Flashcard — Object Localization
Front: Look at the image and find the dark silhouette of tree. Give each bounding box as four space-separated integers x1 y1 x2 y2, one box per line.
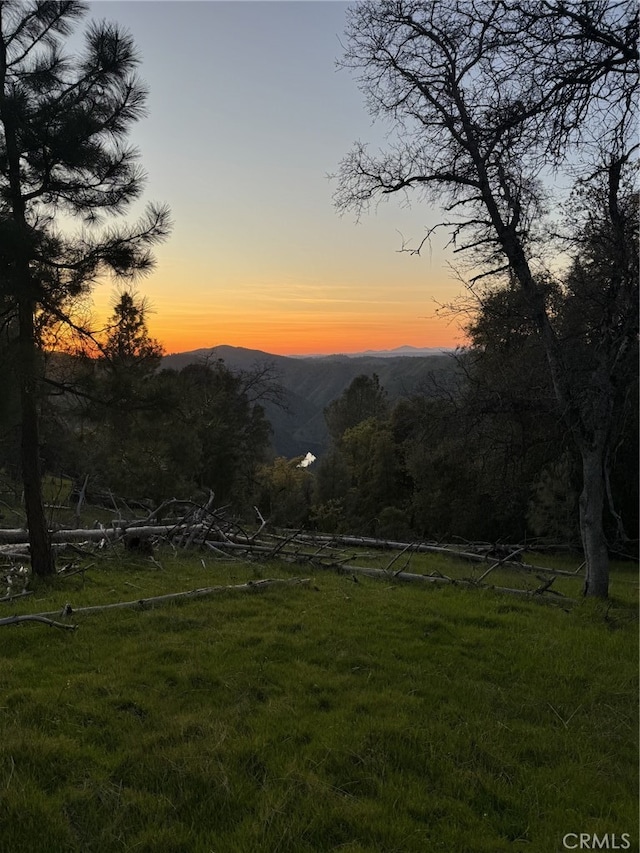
324 373 388 443
0 2 170 575
315 374 411 535
340 417 406 535
96 290 163 439
102 291 163 371
174 360 271 505
335 0 638 596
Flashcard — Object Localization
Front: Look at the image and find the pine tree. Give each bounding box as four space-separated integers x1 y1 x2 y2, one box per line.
0 1 170 575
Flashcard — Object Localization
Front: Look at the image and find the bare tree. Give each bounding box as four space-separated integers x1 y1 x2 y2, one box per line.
334 0 638 597
0 1 171 575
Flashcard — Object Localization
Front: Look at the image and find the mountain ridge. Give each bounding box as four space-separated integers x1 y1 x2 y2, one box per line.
165 344 453 362
290 345 453 359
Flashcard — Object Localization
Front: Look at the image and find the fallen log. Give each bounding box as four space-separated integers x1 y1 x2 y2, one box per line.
0 519 584 582
0 528 33 544
297 532 523 564
0 523 212 544
0 590 33 603
318 563 575 604
0 614 77 630
23 577 311 621
295 533 580 576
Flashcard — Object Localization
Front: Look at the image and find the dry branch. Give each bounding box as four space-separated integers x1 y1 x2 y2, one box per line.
0 491 586 612
294 533 579 576
0 525 162 544
0 590 33 603
477 547 526 582
27 577 311 621
322 564 575 604
0 614 77 630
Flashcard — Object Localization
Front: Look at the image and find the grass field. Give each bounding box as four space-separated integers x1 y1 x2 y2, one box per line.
0 549 637 852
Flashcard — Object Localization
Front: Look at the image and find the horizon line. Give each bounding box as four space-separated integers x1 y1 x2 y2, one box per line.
163 343 460 359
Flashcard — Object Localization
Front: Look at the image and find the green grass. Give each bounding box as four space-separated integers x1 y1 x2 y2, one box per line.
0 551 637 852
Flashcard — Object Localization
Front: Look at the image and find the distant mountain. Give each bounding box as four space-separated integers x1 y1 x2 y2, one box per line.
293 345 453 359
162 345 460 458
162 345 283 372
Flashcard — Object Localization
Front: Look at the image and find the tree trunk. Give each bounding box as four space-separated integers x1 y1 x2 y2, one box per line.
579 445 609 598
0 27 54 578
483 208 612 599
18 298 55 577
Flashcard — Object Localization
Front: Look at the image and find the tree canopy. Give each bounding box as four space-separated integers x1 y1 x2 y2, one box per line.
335 0 638 596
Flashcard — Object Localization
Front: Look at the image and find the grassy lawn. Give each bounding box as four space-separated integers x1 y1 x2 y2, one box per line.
0 550 637 852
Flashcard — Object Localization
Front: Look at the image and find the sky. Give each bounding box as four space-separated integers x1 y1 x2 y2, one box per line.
84 1 463 356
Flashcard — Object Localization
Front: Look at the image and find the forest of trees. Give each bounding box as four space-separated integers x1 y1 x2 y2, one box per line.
3 290 635 559
0 1 637 598
0 292 275 512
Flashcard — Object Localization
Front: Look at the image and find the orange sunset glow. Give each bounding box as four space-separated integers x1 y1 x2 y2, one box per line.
90 262 466 357
91 280 463 356
154 313 461 357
